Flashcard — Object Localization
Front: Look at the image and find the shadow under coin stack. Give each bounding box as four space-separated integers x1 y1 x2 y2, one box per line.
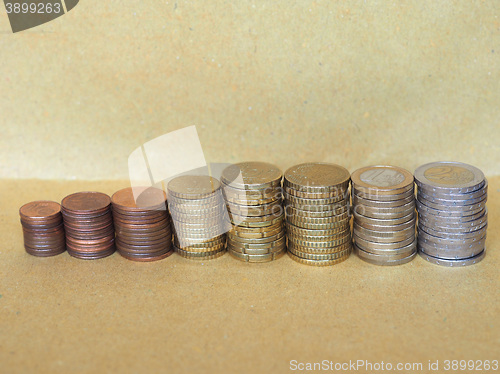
284 163 351 266
111 187 173 261
61 192 115 259
168 176 229 260
221 162 286 263
415 161 487 267
351 166 417 266
20 201 66 257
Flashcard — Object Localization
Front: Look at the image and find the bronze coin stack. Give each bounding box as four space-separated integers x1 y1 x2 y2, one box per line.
168 175 229 260
351 166 417 266
284 163 352 266
221 162 286 263
112 187 173 262
19 201 66 257
61 192 115 260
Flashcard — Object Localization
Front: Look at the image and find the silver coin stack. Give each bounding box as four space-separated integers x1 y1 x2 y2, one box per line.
167 175 229 260
221 162 286 263
351 165 417 266
284 163 352 266
415 161 487 267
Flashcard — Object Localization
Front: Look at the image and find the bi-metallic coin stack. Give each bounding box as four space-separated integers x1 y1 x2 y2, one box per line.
284 163 351 266
168 175 229 260
20 201 66 257
61 192 115 259
111 187 173 262
221 162 286 263
415 161 487 266
351 166 417 266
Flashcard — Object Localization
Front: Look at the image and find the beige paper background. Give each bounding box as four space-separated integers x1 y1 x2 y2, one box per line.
0 0 499 180
0 1 499 374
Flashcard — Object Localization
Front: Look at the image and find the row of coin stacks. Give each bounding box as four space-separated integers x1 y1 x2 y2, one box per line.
19 161 487 267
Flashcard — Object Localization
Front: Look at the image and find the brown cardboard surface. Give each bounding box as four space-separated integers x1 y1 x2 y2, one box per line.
1 1 500 180
0 178 498 374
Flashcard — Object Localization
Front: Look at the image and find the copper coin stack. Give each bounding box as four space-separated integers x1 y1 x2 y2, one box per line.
284 163 352 266
61 192 115 260
168 175 229 260
221 162 286 263
111 187 173 262
20 201 66 257
351 166 417 266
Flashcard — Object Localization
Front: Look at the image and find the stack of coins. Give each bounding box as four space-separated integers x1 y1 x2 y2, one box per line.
351 165 417 266
19 201 66 257
415 161 487 266
221 162 286 263
111 187 173 262
61 192 115 260
284 163 351 266
168 175 229 260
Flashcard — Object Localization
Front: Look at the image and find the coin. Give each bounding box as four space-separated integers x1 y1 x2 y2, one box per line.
418 249 485 267
175 246 226 260
354 235 416 250
351 165 414 195
228 247 286 262
284 163 350 192
221 161 282 190
418 241 484 260
355 237 416 256
168 175 221 200
288 246 351 261
287 250 350 266
355 245 417 266
414 162 485 194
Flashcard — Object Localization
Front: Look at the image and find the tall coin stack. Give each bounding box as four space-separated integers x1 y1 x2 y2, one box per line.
415 161 487 266
20 201 66 257
168 175 229 260
61 192 115 260
111 187 173 262
221 162 286 263
284 163 351 266
351 166 417 266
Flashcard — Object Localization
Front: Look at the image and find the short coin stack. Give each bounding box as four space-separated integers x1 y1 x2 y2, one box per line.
61 192 115 259
20 201 66 257
111 187 173 262
221 162 286 263
284 163 351 266
351 166 417 266
415 161 487 266
168 175 229 260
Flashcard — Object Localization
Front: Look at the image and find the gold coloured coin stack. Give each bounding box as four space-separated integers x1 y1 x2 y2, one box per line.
284 163 351 266
111 187 173 262
221 162 286 263
351 166 417 266
168 175 229 260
